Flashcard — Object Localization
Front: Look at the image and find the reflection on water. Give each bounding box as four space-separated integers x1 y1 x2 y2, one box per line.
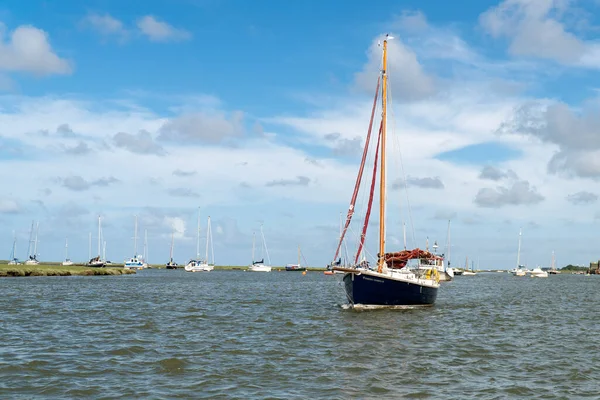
0 270 599 398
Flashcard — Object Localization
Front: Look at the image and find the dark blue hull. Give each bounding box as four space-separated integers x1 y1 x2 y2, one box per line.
343 272 438 306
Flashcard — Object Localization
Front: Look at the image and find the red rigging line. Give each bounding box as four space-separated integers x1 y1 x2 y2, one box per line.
354 120 382 265
332 75 381 263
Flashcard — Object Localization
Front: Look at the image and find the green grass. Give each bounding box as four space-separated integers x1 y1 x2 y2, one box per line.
0 264 136 277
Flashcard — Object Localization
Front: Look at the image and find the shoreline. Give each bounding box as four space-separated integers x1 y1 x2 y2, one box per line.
0 264 136 277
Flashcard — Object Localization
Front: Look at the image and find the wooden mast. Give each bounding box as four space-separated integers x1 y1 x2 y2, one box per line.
378 35 389 273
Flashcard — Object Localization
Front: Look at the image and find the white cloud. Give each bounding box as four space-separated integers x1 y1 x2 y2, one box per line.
81 13 128 39
136 16 191 42
0 22 71 75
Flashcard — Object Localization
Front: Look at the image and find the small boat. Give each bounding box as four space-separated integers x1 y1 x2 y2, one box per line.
88 216 106 267
124 216 146 270
529 266 548 278
8 232 20 265
24 221 40 265
416 239 452 281
548 251 560 274
248 225 272 272
285 245 307 271
510 228 526 276
461 256 477 276
62 238 73 266
185 212 214 272
165 232 179 269
332 35 439 306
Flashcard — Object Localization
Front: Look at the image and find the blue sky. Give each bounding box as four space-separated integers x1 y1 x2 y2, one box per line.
2 0 600 268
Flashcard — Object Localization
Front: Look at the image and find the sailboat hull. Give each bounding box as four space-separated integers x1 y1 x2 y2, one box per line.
342 272 438 306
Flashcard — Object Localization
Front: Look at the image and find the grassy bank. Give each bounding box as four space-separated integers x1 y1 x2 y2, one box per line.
0 264 136 277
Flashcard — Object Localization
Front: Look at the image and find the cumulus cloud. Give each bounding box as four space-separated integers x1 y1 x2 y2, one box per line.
81 13 128 40
566 191 598 205
498 101 600 179
479 165 518 181
60 175 120 191
474 180 544 208
0 22 71 75
354 34 435 101
136 16 191 42
63 141 92 155
265 176 311 187
324 132 363 157
113 130 166 155
158 111 244 144
394 176 444 189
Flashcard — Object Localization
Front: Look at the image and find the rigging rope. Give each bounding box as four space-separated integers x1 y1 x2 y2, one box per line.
332 75 381 262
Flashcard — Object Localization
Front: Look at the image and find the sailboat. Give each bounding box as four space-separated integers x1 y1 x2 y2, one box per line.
510 228 526 276
88 216 106 267
165 232 179 269
24 221 40 265
285 245 307 271
325 213 348 274
8 231 20 265
185 212 215 272
462 256 477 276
249 224 272 272
548 251 559 274
124 215 147 270
331 34 440 306
62 238 73 265
416 239 452 281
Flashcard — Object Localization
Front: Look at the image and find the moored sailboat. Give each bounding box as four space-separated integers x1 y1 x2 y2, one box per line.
285 245 307 271
548 251 559 274
510 228 526 276
24 221 40 265
248 224 272 272
8 231 20 265
462 256 477 276
331 34 439 306
62 238 73 266
185 211 215 272
124 215 147 270
88 216 106 267
165 232 179 269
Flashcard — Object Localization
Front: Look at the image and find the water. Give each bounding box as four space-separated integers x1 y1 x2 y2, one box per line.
1 270 598 399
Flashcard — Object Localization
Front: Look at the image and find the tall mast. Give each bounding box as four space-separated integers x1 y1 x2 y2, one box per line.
516 228 522 268
261 224 271 265
298 244 301 267
196 207 201 260
97 216 101 257
133 215 138 256
34 221 39 257
170 232 174 261
252 231 256 262
144 229 148 262
205 216 210 263
551 250 555 270
378 34 390 273
446 220 451 268
27 221 34 257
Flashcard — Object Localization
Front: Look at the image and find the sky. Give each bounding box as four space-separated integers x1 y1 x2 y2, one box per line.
2 0 600 269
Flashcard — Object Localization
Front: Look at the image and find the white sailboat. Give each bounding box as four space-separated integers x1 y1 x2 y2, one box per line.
511 228 526 276
125 215 147 270
8 231 20 265
249 224 272 272
185 211 215 272
88 215 106 267
548 251 560 274
166 232 178 269
62 238 73 265
462 256 477 276
24 221 40 265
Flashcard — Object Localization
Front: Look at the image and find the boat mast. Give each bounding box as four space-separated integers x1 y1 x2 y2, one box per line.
97 215 101 257
516 228 522 269
133 215 138 256
196 207 201 260
205 216 210 263
551 250 555 270
261 224 271 265
298 244 301 267
34 221 39 258
252 231 256 263
170 232 174 261
378 35 390 273
27 221 34 258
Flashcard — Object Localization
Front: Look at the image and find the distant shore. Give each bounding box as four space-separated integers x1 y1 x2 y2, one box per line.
0 264 136 277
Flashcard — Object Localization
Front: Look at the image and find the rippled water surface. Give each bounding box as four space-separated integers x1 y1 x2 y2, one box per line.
1 270 599 399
